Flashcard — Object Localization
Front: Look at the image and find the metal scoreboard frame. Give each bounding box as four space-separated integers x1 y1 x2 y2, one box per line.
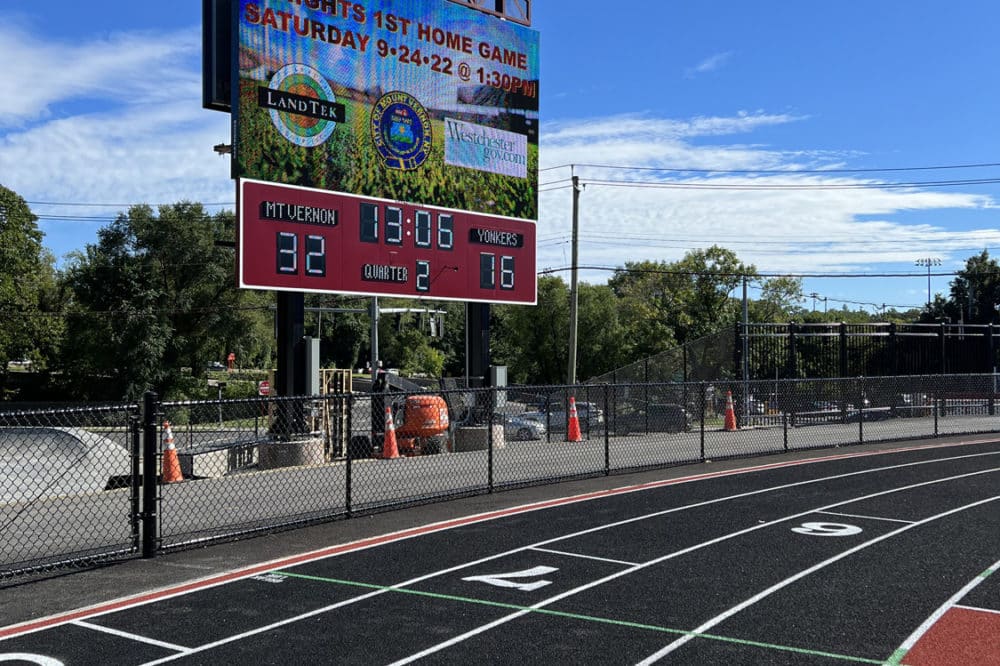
228 0 540 305
239 179 536 304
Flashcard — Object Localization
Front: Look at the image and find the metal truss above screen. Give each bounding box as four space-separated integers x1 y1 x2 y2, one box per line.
446 0 531 26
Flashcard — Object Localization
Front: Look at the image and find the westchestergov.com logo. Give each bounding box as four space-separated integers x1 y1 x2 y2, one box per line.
370 91 431 170
259 64 345 148
444 117 527 179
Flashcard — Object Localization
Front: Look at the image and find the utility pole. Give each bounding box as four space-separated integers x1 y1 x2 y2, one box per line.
567 171 581 386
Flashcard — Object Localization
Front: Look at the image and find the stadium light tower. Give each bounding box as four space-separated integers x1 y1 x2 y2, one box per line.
915 258 941 306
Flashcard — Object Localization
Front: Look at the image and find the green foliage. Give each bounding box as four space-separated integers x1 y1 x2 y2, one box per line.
937 250 1000 325
20 174 1000 393
0 185 64 380
60 203 275 400
494 276 570 383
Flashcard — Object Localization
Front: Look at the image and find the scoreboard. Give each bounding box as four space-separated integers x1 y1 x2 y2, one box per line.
239 179 536 303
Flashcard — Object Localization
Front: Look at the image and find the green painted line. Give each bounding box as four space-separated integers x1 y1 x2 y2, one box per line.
275 571 886 664
885 647 913 665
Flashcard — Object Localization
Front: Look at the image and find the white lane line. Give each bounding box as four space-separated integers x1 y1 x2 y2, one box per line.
138 458 1000 665
529 547 639 567
891 559 1000 663
638 496 1000 664
816 510 916 524
385 468 1000 666
72 620 192 654
954 604 1000 616
6 443 996 644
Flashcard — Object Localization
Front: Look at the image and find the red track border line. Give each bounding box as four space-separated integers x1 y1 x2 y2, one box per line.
2 437 995 640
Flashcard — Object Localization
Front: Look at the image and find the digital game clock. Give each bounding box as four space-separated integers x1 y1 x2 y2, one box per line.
239 179 537 304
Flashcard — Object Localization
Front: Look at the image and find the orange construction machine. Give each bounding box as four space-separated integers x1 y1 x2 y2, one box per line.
394 395 450 455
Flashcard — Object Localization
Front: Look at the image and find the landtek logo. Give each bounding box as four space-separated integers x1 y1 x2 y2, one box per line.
444 117 527 179
371 91 432 170
260 64 344 148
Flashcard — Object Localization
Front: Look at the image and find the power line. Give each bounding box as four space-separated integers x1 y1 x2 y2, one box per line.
536 265 958 279
581 177 1000 191
26 201 232 208
539 161 1000 175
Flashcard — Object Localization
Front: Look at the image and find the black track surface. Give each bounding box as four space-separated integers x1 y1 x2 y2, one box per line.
2 438 998 665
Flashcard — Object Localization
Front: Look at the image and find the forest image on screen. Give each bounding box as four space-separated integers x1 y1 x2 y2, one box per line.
233 0 539 220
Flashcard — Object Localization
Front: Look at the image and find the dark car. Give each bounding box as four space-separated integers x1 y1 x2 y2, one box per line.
610 403 692 435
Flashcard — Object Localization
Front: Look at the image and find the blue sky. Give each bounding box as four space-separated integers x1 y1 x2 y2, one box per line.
2 1 999 314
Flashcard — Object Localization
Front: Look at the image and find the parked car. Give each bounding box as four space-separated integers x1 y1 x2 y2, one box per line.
504 415 546 441
609 403 692 435
521 401 604 432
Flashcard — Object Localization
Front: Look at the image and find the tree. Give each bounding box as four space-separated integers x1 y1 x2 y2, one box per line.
61 203 273 400
609 247 754 358
750 276 804 322
496 276 570 384
943 250 1000 325
0 186 63 386
574 283 630 380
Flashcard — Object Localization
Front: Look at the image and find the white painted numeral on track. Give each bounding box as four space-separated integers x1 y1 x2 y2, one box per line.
0 655 65 665
462 566 559 591
791 522 863 537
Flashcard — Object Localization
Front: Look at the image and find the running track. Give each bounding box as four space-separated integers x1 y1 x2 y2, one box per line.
2 439 999 664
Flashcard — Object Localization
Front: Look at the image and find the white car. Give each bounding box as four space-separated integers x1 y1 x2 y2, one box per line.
505 415 547 440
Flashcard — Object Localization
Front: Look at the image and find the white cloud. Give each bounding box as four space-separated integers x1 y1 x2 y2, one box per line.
685 51 734 78
536 115 997 287
1 17 994 312
0 22 230 261
0 23 200 127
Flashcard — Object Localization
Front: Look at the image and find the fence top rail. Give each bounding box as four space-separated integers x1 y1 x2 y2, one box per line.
0 403 138 417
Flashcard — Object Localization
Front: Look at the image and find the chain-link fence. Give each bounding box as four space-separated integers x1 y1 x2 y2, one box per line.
5 373 1000 584
0 404 140 581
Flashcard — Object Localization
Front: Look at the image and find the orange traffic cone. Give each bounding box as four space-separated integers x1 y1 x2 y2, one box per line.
161 421 183 483
567 397 583 442
724 391 738 431
381 407 400 459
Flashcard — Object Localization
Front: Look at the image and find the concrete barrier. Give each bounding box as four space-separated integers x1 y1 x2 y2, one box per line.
258 437 325 469
453 425 505 452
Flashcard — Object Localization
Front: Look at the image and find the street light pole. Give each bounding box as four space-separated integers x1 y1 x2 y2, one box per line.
915 258 941 306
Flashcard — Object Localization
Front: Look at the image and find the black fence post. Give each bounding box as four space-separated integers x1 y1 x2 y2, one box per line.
989 324 996 416
603 383 611 476
839 322 848 379
939 322 947 375
644 359 650 433
699 382 706 461
782 410 788 451
788 322 798 378
345 392 353 518
129 413 142 554
141 391 159 559
858 377 865 444
487 389 494 493
933 388 939 437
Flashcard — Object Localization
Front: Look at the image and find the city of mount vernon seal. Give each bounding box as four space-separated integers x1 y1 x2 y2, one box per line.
370 91 431 170
262 64 342 148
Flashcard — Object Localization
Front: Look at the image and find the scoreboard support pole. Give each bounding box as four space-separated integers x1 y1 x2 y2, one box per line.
466 302 491 388
275 291 307 437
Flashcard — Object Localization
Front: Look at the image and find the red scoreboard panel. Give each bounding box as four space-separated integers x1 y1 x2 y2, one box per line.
239 179 536 304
